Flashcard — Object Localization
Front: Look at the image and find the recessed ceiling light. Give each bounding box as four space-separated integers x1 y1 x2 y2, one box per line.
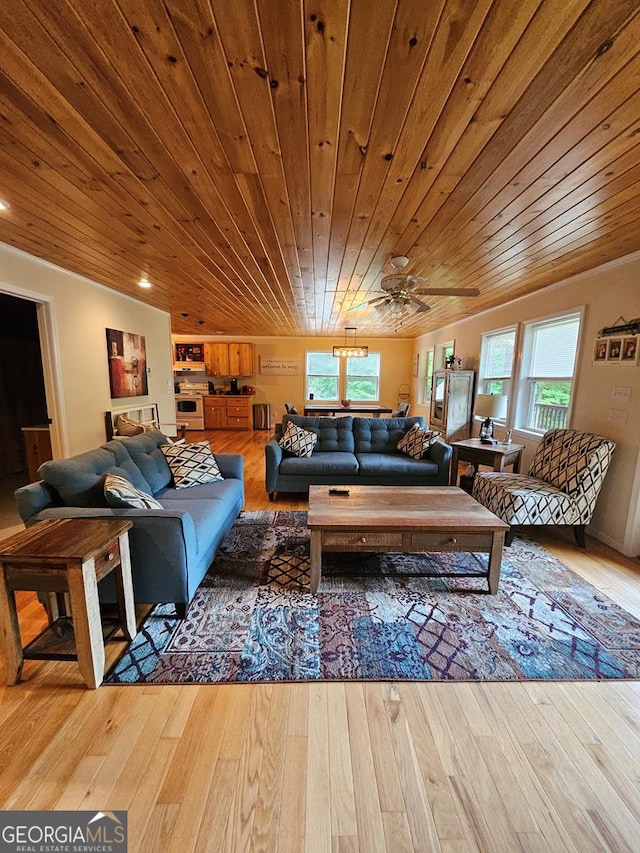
138 278 152 288
0 200 9 211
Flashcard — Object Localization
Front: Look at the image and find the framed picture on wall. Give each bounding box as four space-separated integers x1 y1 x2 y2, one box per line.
606 338 622 361
106 328 148 398
621 336 638 363
594 338 608 362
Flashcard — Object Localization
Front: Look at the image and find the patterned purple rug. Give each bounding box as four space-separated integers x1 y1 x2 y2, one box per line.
106 510 640 684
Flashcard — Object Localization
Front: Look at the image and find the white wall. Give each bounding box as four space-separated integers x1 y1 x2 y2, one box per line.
413 251 640 556
0 243 175 455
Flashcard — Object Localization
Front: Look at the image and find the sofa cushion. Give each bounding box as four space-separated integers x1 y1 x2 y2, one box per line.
38 446 140 508
279 450 359 476
353 417 425 453
279 421 318 457
397 423 441 459
284 415 355 452
117 430 173 494
161 441 223 489
356 452 439 477
104 474 163 509
102 439 154 493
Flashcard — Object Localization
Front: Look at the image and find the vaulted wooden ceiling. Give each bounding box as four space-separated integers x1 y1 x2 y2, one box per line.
1 0 640 338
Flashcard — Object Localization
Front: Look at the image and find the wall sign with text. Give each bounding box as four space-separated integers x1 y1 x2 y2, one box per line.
259 356 300 375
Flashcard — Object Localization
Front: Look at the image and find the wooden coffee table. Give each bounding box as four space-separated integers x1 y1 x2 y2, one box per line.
307 485 509 595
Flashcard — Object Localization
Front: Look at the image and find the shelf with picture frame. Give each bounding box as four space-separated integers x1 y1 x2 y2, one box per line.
593 334 638 365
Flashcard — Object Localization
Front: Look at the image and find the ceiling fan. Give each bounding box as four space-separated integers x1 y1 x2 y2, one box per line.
348 255 480 316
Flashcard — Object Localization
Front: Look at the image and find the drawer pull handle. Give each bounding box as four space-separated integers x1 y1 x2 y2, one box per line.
449 537 457 545
360 536 367 544
106 552 115 561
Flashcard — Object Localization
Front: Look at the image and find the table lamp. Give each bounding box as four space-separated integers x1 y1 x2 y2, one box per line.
474 394 508 444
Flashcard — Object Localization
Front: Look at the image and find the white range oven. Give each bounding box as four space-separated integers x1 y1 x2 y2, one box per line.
175 381 208 430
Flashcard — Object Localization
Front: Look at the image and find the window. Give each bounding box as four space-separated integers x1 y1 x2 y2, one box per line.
478 310 582 436
478 328 516 397
518 312 581 432
305 351 381 401
306 352 339 400
346 353 380 401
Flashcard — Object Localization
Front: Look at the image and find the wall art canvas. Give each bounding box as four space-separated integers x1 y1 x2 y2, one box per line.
106 328 148 398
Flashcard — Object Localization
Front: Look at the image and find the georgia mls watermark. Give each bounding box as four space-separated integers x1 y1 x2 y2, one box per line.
0 811 127 853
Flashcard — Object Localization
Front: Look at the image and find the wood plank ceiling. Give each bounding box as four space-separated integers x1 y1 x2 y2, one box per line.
1 0 640 338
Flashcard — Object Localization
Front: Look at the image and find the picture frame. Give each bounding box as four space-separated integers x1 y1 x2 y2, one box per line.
594 338 608 362
106 328 148 398
606 338 622 361
621 336 638 363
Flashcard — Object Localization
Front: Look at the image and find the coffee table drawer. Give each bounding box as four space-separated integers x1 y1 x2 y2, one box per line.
410 531 495 550
322 531 404 550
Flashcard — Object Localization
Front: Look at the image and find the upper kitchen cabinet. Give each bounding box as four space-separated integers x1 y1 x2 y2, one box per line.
174 342 205 371
204 342 254 377
204 342 229 376
228 342 254 376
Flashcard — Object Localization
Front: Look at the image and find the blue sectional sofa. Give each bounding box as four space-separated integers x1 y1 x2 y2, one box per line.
15 430 244 617
265 415 451 499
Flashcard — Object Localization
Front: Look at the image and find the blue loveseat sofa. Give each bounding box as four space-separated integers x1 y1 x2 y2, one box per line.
265 415 451 499
15 430 244 617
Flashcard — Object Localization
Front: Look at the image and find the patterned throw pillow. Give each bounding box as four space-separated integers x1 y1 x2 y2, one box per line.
104 474 163 509
160 441 223 489
397 422 441 459
278 420 317 458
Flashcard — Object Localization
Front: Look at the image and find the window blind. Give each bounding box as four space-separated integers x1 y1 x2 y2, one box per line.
529 315 580 377
482 329 515 378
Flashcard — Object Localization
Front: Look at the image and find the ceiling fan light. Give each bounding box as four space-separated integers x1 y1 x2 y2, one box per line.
389 300 405 317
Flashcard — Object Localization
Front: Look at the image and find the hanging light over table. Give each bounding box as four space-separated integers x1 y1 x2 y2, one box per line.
333 327 368 358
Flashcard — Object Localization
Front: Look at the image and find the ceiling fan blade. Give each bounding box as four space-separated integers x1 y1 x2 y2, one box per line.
347 294 388 311
412 287 480 297
410 296 431 313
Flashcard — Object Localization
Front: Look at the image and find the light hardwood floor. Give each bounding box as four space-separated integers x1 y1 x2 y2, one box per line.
1 430 640 852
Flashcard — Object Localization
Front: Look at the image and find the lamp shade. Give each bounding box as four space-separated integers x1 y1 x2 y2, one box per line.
474 393 507 420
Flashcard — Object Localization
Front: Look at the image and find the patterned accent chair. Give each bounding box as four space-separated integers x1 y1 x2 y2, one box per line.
472 429 615 547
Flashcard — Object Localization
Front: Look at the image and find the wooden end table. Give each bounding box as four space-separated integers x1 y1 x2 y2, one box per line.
0 518 136 689
449 438 525 487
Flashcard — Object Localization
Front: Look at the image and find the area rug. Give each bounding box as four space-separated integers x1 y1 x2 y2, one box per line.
106 510 640 684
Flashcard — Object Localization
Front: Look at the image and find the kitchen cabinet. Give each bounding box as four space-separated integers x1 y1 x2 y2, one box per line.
430 370 475 443
204 396 227 429
204 342 254 377
174 342 205 371
204 342 229 376
228 342 254 377
204 395 252 430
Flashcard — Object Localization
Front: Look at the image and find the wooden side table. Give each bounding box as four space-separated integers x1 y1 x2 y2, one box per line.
0 518 136 689
449 438 525 488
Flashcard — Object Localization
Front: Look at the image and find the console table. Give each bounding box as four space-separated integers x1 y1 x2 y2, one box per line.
0 518 136 688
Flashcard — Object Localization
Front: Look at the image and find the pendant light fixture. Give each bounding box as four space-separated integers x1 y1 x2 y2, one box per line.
333 326 368 358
